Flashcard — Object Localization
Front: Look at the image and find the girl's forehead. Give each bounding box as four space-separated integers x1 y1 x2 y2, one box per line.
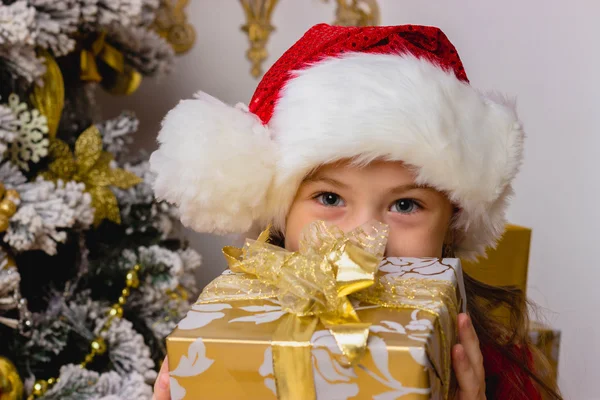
304 159 416 181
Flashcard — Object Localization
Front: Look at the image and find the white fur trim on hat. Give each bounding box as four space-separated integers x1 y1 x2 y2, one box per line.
150 53 524 261
149 92 277 234
266 53 524 260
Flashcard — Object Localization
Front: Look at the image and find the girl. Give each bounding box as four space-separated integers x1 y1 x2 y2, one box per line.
150 24 561 399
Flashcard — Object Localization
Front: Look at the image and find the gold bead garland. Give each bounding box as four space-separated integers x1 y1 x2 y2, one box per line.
30 381 47 398
28 264 142 399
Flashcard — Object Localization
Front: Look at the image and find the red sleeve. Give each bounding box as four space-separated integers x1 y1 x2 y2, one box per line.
481 344 542 400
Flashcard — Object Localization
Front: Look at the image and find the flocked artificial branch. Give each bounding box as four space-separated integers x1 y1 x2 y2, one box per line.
0 1 198 398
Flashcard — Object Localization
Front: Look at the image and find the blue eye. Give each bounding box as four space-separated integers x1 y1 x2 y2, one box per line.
390 199 420 214
315 192 345 207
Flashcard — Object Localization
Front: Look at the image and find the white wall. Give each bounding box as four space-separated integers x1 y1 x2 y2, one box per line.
99 1 600 398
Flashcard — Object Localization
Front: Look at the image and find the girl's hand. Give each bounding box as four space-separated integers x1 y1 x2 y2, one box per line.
452 313 486 400
152 356 170 400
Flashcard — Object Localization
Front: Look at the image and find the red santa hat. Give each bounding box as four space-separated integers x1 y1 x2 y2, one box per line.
149 24 524 260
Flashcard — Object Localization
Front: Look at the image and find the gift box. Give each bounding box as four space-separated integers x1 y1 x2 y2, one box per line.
167 258 465 400
462 224 531 292
462 224 531 325
462 224 562 383
167 221 466 400
529 322 561 384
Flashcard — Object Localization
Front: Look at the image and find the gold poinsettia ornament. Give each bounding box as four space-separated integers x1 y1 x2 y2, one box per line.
41 125 141 226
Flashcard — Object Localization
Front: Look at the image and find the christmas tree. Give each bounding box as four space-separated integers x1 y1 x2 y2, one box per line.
0 1 199 399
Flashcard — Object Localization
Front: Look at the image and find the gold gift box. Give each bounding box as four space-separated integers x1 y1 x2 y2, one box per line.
462 224 531 291
167 258 465 400
529 322 561 384
462 224 531 324
462 223 562 383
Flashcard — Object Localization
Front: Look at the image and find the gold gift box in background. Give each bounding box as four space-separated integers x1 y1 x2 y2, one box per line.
529 322 561 384
167 258 465 400
463 224 561 384
462 224 531 291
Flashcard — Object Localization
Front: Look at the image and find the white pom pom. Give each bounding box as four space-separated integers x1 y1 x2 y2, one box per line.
149 91 277 234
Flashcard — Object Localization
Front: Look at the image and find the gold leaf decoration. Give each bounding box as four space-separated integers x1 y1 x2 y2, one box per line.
30 50 64 140
88 186 121 227
41 126 141 226
45 139 77 179
109 166 144 189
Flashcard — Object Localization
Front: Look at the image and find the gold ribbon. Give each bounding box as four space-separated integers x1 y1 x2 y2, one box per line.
224 221 386 363
80 33 142 95
199 221 461 399
205 220 388 399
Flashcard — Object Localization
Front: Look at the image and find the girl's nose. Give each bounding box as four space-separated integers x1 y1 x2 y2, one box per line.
341 208 385 233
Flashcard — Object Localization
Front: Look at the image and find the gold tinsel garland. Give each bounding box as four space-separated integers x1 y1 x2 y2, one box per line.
27 265 142 400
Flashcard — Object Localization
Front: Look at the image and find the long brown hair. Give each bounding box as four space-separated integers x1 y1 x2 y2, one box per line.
462 271 562 399
268 230 562 399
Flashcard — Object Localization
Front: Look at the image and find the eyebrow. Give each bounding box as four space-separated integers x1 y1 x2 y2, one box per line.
303 175 433 195
303 175 349 189
388 183 433 195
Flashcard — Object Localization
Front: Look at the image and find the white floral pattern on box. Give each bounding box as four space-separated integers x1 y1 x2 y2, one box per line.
229 300 285 325
170 377 186 400
170 337 214 377
176 303 231 330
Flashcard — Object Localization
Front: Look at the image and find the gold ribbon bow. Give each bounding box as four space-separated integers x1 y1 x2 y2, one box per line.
202 220 389 399
80 32 142 96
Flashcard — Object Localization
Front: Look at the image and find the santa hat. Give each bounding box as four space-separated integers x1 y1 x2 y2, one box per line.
149 24 524 260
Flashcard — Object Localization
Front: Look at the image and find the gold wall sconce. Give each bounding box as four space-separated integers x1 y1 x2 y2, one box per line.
239 0 280 79
153 0 197 54
239 0 380 79
331 0 381 27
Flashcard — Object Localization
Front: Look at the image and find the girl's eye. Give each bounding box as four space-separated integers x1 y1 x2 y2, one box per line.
390 199 420 214
315 192 345 207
